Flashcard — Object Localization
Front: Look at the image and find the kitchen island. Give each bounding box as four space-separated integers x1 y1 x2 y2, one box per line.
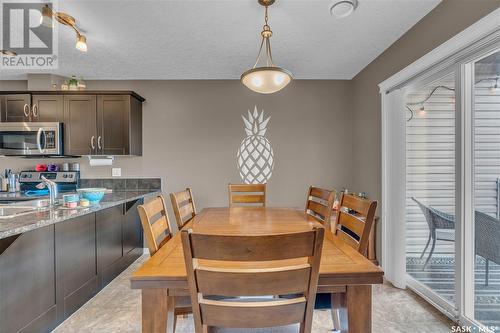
0 189 159 333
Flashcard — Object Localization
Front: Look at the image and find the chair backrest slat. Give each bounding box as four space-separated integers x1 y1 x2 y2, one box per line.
170 188 197 229
200 297 307 328
305 186 336 230
228 183 266 207
334 193 377 256
137 195 174 256
182 227 324 332
195 264 311 297
189 232 315 261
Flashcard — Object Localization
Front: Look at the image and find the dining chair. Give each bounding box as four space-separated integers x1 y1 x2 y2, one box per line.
137 195 192 332
181 227 325 333
170 187 197 230
330 193 377 332
305 186 336 231
228 183 266 207
333 193 377 255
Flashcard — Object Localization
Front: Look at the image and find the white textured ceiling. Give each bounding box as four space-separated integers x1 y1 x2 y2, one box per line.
0 0 440 80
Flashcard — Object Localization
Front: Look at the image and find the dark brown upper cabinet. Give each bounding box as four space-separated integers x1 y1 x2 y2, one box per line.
32 95 64 122
0 94 31 122
97 95 142 156
0 91 143 156
64 95 98 156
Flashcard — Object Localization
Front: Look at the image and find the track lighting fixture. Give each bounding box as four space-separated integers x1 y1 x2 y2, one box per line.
41 5 88 53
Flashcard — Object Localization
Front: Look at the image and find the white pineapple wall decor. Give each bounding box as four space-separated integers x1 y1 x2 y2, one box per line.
237 106 275 184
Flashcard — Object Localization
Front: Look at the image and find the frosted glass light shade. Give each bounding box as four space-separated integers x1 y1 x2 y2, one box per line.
76 35 87 52
241 67 292 94
40 5 53 28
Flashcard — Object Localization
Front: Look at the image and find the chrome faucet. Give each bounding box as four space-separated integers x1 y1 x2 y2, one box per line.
37 176 59 206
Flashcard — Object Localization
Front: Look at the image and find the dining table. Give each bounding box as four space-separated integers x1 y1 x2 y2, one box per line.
131 207 384 333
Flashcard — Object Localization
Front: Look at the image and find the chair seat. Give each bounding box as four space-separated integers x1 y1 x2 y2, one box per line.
210 324 299 333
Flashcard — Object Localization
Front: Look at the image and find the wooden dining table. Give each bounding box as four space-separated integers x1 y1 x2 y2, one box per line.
131 207 384 333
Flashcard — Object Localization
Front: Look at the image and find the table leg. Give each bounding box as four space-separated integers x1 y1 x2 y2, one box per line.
142 289 169 333
331 292 348 332
346 285 372 333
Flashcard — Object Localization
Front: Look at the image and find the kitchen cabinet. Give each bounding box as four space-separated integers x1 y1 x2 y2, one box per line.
63 95 97 155
55 213 98 321
96 205 124 287
96 95 142 156
123 198 144 255
0 225 57 333
0 94 31 122
0 91 143 156
0 198 144 333
32 95 64 122
64 94 142 156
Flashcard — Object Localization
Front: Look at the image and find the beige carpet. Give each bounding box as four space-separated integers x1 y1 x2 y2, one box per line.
53 256 453 333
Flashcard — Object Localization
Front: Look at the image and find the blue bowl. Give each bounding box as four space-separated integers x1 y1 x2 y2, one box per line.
77 188 106 205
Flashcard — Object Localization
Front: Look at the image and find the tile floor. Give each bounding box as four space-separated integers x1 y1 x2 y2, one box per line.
53 256 454 333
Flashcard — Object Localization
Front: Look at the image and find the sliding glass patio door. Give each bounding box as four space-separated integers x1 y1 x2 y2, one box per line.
405 71 457 312
400 47 500 331
470 49 500 331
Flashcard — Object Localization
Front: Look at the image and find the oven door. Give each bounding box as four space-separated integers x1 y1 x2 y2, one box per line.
0 122 62 156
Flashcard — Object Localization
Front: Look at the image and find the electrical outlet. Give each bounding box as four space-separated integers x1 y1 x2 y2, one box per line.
112 168 121 177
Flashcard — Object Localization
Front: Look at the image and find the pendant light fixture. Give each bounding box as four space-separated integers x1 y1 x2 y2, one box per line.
241 0 292 94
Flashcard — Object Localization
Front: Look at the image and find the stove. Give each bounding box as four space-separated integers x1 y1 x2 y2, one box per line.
19 171 80 193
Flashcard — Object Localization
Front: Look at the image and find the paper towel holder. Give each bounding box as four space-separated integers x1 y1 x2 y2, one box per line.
88 156 115 167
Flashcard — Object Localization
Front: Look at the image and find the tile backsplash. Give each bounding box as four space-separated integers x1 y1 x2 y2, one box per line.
80 178 161 191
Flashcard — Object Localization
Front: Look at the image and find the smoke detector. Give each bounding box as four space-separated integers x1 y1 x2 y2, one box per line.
330 0 358 18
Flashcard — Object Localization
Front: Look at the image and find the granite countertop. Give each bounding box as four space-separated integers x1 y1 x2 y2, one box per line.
0 190 161 240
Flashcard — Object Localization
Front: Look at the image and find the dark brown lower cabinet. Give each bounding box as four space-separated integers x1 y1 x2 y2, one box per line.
123 199 143 255
55 213 98 321
0 226 57 333
97 205 124 287
0 199 144 333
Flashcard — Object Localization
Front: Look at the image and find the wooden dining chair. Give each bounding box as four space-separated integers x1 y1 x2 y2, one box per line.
181 227 325 333
170 188 197 230
137 195 192 332
333 193 377 256
228 183 266 207
305 186 336 231
330 193 377 332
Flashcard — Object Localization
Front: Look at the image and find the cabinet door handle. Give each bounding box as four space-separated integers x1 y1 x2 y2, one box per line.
32 104 38 118
23 104 30 117
91 136 95 150
97 136 102 150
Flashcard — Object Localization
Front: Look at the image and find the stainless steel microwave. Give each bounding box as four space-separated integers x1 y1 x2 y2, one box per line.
0 122 63 156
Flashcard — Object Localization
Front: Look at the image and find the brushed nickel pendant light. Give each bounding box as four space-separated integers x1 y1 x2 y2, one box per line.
241 0 292 94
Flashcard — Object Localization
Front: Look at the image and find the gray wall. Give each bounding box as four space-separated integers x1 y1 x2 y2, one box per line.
0 80 354 211
348 0 499 261
350 0 500 203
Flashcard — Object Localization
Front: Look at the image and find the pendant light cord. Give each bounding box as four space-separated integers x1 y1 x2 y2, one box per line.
252 5 275 69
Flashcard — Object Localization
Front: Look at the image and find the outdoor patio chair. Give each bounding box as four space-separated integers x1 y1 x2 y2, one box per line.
411 197 455 270
475 211 500 286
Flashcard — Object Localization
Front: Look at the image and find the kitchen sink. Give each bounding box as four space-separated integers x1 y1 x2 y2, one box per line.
0 206 39 218
0 199 52 219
